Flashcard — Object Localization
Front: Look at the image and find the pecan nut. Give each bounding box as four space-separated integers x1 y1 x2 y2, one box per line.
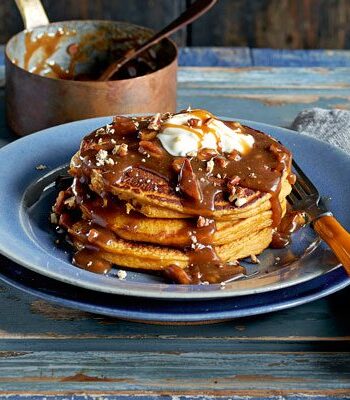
178 158 203 202
138 140 164 158
172 157 186 173
197 148 218 161
147 113 162 131
227 150 241 161
188 118 202 127
269 142 288 163
214 156 228 168
112 116 138 136
139 129 158 141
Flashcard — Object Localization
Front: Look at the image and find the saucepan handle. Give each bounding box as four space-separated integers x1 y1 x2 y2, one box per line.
14 0 49 29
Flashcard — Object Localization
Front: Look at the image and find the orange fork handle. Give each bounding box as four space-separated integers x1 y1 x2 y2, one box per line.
314 215 350 276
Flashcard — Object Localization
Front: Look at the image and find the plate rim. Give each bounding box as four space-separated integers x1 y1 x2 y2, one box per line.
0 255 349 322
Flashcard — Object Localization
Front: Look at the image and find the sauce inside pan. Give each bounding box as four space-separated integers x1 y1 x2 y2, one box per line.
18 23 172 81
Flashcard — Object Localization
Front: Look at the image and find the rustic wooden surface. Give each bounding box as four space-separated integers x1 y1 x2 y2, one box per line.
1 46 350 397
2 0 350 49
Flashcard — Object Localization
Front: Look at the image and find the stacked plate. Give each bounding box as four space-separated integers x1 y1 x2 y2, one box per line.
0 117 349 323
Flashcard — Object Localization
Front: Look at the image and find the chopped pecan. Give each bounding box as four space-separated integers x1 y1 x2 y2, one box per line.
227 176 241 189
50 212 58 225
147 113 162 131
138 140 164 158
64 196 76 208
230 186 259 207
125 203 134 214
139 129 158 141
58 212 74 230
188 118 202 127
269 142 288 163
206 159 215 174
227 176 241 202
198 148 218 161
112 143 128 157
197 216 212 228
227 150 241 161
214 156 228 168
230 121 243 130
250 254 260 264
204 117 215 126
112 116 138 136
53 189 71 215
178 158 203 202
172 157 186 173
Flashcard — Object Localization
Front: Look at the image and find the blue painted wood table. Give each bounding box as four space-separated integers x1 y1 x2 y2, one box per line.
0 46 350 399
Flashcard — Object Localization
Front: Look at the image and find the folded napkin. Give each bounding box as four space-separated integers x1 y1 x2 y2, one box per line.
291 108 350 153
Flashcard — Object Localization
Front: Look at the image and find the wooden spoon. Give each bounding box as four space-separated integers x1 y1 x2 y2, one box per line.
98 0 217 81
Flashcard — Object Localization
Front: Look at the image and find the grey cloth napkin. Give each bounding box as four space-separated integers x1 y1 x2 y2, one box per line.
291 108 350 154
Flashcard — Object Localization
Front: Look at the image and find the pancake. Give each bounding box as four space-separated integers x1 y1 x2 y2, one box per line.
78 188 289 246
53 109 298 284
68 220 272 272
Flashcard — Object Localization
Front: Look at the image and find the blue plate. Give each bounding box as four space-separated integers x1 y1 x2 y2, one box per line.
0 117 349 300
0 254 348 323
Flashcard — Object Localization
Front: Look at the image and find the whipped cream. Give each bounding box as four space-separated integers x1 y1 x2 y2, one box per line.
157 110 255 157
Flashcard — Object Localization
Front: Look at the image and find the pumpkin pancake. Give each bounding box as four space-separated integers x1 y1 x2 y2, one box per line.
68 219 272 273
53 109 298 284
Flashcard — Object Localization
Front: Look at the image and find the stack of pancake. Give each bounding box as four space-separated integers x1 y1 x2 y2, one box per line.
53 109 295 284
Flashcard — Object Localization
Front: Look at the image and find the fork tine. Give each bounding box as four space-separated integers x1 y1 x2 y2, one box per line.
292 181 307 197
292 160 318 194
288 190 299 205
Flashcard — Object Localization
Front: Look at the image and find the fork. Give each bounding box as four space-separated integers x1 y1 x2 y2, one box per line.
288 160 350 275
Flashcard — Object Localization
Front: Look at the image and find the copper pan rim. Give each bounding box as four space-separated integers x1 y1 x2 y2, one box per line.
5 19 178 85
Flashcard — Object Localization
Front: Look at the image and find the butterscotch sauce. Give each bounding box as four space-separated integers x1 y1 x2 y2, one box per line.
24 30 76 75
73 248 112 274
23 29 159 81
270 209 306 248
55 111 294 284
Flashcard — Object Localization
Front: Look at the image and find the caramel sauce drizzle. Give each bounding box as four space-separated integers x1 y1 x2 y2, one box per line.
24 30 76 75
270 209 307 248
57 111 293 284
23 29 159 81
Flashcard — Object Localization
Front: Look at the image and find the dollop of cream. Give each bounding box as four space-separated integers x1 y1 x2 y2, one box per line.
157 110 254 157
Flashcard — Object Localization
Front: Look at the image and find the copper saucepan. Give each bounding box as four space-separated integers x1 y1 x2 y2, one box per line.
5 0 178 136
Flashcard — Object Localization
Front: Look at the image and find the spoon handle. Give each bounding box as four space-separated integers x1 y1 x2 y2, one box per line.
98 0 218 81
14 0 49 29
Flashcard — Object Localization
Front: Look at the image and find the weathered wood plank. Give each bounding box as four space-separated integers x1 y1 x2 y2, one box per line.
177 67 350 126
178 67 350 88
190 0 350 49
252 49 350 67
1 396 349 400
179 47 252 67
2 64 350 131
0 351 348 394
0 280 349 349
3 0 350 50
0 0 187 46
180 47 350 67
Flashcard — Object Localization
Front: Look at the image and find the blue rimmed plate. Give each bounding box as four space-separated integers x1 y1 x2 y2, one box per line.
0 116 349 300
0 254 348 323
